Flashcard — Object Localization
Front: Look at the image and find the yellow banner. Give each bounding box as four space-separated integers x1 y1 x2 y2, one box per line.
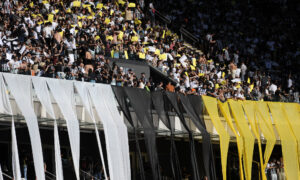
203 96 230 180
268 102 300 180
218 101 244 180
255 102 276 174
228 100 254 180
242 101 265 180
282 103 300 169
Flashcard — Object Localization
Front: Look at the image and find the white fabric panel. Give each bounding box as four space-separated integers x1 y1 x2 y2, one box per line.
46 78 80 180
11 119 21 180
0 75 11 114
63 80 76 112
88 85 125 180
74 82 108 179
99 85 131 180
0 164 3 180
3 73 45 180
32 77 64 180
32 77 55 117
0 74 21 180
54 121 63 180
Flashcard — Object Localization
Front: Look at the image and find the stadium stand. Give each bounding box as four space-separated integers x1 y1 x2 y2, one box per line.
0 0 299 103
153 0 300 102
0 1 300 180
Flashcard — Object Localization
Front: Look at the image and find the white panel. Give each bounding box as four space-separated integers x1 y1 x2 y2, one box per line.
3 73 45 180
0 74 21 180
175 116 182 131
32 77 64 180
99 85 131 180
11 119 21 180
0 75 11 114
158 120 169 130
46 78 80 180
74 82 108 179
54 121 63 180
0 164 3 180
88 85 125 180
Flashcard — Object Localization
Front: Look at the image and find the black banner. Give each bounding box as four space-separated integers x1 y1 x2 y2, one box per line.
152 91 182 180
112 86 146 180
124 87 161 180
165 92 201 180
179 94 217 180
113 87 217 180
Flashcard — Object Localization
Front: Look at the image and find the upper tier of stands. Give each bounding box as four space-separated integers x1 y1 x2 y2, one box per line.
0 0 299 103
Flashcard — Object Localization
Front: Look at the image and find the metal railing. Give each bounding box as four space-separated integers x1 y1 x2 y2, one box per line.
45 170 56 180
180 27 199 45
80 169 100 180
2 172 13 179
154 10 171 25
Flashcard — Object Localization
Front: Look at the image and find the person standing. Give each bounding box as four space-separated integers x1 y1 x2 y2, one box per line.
23 157 28 180
240 62 247 81
267 159 278 180
278 157 285 180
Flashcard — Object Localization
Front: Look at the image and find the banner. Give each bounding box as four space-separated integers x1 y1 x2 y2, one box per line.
88 85 127 180
166 92 201 180
0 75 21 180
32 77 64 180
282 103 300 167
218 101 244 180
268 102 299 180
74 82 108 179
255 102 276 173
11 119 21 180
0 164 3 180
151 91 181 180
112 86 145 180
188 95 217 179
228 100 254 180
203 96 230 180
242 101 264 180
47 79 80 180
179 94 216 180
100 85 131 180
124 87 161 180
4 73 45 180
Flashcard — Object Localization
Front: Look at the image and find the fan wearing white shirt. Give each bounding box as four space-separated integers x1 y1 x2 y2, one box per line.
43 23 53 46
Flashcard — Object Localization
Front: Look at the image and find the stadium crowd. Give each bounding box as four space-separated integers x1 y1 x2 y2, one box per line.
0 0 299 103
153 0 300 102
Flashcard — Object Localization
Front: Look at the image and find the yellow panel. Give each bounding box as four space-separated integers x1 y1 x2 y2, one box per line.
282 103 300 169
242 101 265 180
128 2 136 7
228 100 255 180
268 102 300 180
255 102 276 174
218 101 244 180
203 96 230 180
73 1 81 7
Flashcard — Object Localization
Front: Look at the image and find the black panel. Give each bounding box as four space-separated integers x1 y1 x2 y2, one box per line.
112 86 145 180
165 92 201 180
124 87 161 180
152 91 182 180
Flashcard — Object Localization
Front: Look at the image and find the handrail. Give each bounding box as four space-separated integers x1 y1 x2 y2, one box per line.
154 10 171 24
45 174 55 180
46 170 56 178
80 169 100 180
180 27 199 44
2 172 13 179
